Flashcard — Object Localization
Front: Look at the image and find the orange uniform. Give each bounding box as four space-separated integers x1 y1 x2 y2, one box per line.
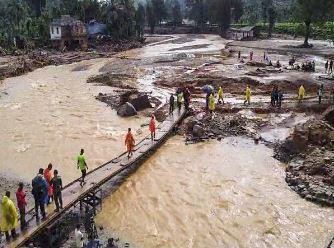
125 132 135 152
149 118 156 134
43 168 53 197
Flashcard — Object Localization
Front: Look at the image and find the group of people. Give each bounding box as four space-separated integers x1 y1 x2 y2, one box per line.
271 86 284 108
325 60 334 74
1 164 63 241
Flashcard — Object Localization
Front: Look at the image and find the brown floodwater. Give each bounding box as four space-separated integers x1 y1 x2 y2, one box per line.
96 137 334 248
0 59 147 184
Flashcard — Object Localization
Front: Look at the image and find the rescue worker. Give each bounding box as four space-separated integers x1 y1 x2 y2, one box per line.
77 149 88 187
169 94 175 115
244 85 251 105
32 168 47 220
51 170 63 212
298 84 305 102
149 114 156 141
177 92 183 113
1 191 18 241
218 86 224 104
43 163 53 205
318 84 324 104
16 182 27 230
125 128 135 158
209 93 215 115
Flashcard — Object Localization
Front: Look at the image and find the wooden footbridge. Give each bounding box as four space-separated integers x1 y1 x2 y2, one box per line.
7 107 187 248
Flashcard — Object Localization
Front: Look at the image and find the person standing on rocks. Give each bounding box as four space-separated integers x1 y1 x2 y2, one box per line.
75 224 84 248
218 86 224 104
43 163 53 205
271 86 278 107
183 87 191 110
330 60 333 74
169 94 175 115
16 182 27 230
277 90 283 109
32 168 47 220
125 128 135 158
77 149 88 187
317 84 324 104
51 170 63 212
209 93 216 115
250 51 253 61
244 85 251 106
325 60 329 73
1 191 18 241
298 84 305 103
149 114 156 141
238 51 241 60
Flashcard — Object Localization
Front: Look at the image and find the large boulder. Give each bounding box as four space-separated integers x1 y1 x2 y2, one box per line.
117 102 137 117
183 116 198 132
129 94 152 111
323 106 334 126
192 124 205 137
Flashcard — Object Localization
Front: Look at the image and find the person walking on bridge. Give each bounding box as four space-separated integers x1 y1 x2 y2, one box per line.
169 94 175 115
51 170 63 212
298 84 305 103
149 114 156 141
16 182 27 230
32 168 47 220
1 191 18 241
44 163 53 205
244 85 251 105
77 149 88 187
125 128 135 158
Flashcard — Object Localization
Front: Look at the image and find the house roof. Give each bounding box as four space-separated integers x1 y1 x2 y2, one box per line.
230 26 256 32
51 15 83 26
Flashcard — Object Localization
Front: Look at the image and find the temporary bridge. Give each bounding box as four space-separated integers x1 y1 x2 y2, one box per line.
7 107 186 248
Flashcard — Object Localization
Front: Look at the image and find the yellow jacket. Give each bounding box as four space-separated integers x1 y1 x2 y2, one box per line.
298 85 305 99
209 94 216 110
1 196 18 232
245 87 251 99
218 87 223 99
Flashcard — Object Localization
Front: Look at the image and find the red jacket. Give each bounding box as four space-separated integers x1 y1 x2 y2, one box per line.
16 189 27 209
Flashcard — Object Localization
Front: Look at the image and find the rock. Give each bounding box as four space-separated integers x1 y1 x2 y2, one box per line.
184 116 198 132
154 108 167 122
117 102 137 117
129 94 152 111
192 124 205 137
245 61 267 67
323 105 334 126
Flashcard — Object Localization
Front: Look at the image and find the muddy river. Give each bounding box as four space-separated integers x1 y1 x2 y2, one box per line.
0 35 333 247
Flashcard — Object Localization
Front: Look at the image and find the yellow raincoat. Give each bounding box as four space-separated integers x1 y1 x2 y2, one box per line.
298 85 305 100
1 196 18 232
245 86 251 102
218 87 223 101
209 93 216 111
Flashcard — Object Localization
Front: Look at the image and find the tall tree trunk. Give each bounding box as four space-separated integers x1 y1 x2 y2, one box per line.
304 20 311 46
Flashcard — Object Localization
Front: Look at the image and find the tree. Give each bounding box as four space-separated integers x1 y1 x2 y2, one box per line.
267 6 276 37
232 0 243 23
152 0 167 24
261 0 272 25
186 0 208 30
296 0 334 46
135 3 145 37
208 0 231 33
146 2 156 33
171 0 183 26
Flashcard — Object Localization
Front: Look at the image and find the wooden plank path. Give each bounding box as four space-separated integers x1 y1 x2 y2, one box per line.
7 107 186 248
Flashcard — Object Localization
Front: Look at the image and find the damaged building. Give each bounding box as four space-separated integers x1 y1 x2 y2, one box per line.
50 15 88 50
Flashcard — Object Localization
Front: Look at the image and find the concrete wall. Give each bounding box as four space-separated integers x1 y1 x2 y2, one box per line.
50 25 62 40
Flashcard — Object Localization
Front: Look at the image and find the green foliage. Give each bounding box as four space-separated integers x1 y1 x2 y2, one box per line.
135 3 145 37
146 2 156 33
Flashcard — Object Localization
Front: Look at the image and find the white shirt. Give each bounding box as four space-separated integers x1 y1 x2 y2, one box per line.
75 228 84 248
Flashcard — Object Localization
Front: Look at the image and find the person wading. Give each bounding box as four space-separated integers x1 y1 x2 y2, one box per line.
1 191 18 241
298 84 305 103
77 149 88 187
149 114 156 141
51 170 63 212
125 128 135 158
218 86 224 104
244 85 251 105
43 163 53 205
16 182 27 230
32 168 47 220
169 94 175 115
